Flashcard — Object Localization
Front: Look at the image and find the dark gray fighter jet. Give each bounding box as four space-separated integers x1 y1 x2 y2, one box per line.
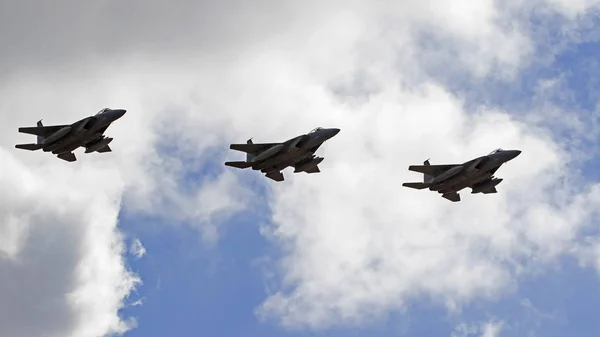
402 148 521 202
224 127 340 181
15 108 126 162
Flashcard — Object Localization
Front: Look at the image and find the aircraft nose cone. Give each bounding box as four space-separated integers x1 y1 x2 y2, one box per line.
508 150 521 160
113 109 126 119
329 128 340 137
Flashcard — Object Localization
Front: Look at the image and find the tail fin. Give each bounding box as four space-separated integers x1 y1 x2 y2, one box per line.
246 138 255 162
36 120 44 144
225 138 257 169
423 159 434 183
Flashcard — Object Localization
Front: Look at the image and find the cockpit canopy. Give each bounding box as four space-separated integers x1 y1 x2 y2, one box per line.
95 108 110 115
309 127 323 133
489 148 503 154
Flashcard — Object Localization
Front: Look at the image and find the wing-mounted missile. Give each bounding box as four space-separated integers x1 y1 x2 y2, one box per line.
253 144 284 162
471 178 503 193
42 126 72 145
85 137 113 153
294 157 324 172
430 165 463 184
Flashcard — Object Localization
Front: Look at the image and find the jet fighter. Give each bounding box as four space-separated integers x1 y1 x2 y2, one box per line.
225 127 340 181
15 108 126 162
402 148 521 202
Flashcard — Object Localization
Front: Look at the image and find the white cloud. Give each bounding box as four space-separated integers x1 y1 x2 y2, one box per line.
254 83 600 327
129 239 146 259
543 0 600 17
0 64 252 336
481 321 504 337
451 320 503 337
2 0 600 336
0 148 139 337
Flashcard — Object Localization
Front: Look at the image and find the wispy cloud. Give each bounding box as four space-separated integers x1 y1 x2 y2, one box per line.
452 320 504 337
129 238 146 260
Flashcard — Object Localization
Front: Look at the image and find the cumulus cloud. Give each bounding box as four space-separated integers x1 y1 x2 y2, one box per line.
249 0 600 331
254 86 600 327
3 0 600 336
0 149 139 337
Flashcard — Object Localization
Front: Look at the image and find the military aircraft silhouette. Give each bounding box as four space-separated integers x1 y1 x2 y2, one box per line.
402 148 521 202
15 108 126 162
225 127 340 181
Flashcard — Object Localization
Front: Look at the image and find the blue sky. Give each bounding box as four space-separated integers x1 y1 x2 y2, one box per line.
115 13 600 337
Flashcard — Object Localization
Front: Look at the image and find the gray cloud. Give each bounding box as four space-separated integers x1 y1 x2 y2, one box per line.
0 0 327 75
0 150 139 337
0 210 80 337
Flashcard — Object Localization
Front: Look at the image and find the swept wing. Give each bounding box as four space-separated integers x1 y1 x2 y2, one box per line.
304 166 320 173
481 187 497 194
96 145 112 153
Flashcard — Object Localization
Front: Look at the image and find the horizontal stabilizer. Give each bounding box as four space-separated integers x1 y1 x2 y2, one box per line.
15 143 43 151
224 161 253 169
304 165 320 174
265 171 284 182
402 182 430 189
96 145 112 153
57 152 76 162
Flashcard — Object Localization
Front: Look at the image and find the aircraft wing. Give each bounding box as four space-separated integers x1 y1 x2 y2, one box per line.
96 145 112 153
230 142 280 155
481 187 497 194
408 164 461 176
304 165 320 173
18 124 70 137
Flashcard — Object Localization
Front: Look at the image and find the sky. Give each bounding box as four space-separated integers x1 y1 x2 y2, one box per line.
2 1 600 337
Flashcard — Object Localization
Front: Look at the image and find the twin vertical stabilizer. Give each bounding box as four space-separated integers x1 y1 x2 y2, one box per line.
15 120 45 151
